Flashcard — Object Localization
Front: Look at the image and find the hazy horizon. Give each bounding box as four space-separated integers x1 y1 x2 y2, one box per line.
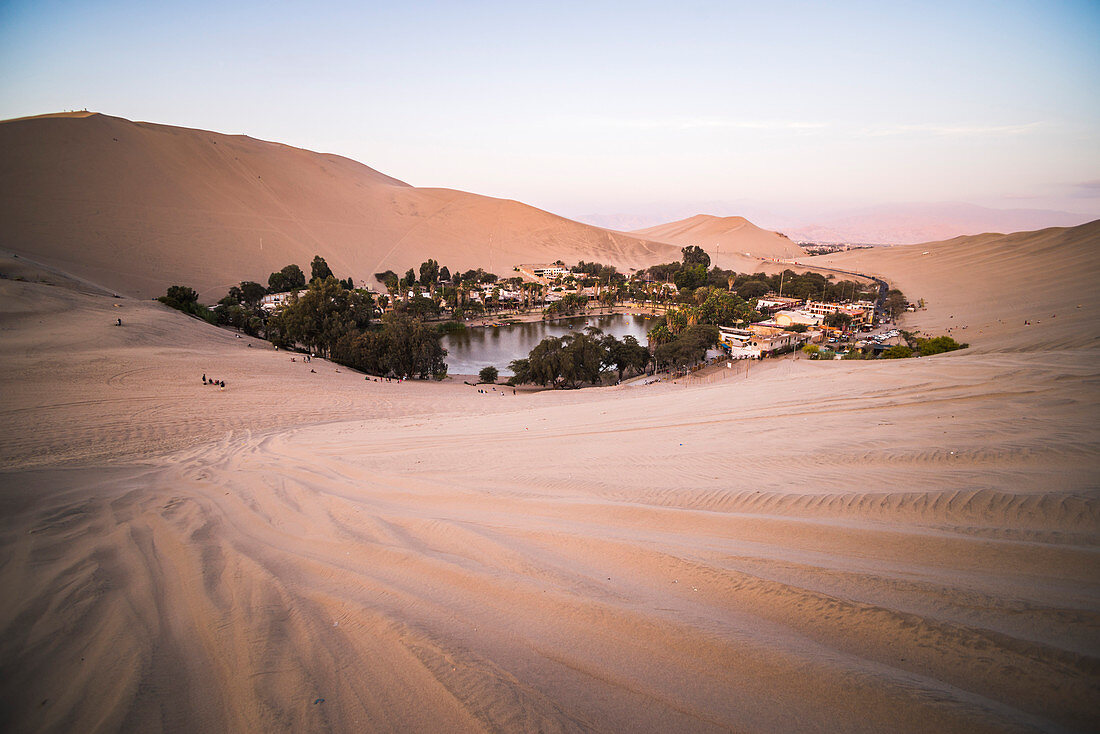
2 0 1098 225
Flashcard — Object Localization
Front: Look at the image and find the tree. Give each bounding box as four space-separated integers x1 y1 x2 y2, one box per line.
882 344 913 359
603 334 649 382
479 366 498 384
268 264 306 293
403 268 417 288
652 324 718 371
163 285 198 306
439 265 451 283
374 270 399 291
331 311 447 379
681 245 711 268
885 289 907 320
266 276 372 357
419 259 439 287
695 288 752 326
673 263 707 292
311 255 334 283
158 285 215 322
510 331 607 388
238 281 267 310
825 311 853 330
916 335 967 356
507 358 530 385
736 280 770 300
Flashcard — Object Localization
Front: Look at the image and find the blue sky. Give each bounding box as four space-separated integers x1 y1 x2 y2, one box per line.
1 0 1097 221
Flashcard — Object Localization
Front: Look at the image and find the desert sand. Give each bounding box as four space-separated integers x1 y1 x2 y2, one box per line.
0 113 683 300
632 214 806 263
0 212 1098 732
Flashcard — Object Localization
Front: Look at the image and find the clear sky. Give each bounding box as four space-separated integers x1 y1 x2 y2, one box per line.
1 0 1097 222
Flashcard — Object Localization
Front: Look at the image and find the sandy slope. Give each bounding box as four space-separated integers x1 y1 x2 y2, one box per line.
817 220 1100 353
0 113 679 300
1 217 1098 732
632 214 805 263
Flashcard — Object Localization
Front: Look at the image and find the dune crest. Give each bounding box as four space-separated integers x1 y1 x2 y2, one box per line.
0 113 679 299
819 220 1100 351
632 213 805 262
0 108 1098 733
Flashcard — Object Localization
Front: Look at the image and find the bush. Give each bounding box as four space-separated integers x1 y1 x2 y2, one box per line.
917 335 967 356
158 285 215 323
882 345 913 359
479 366 498 383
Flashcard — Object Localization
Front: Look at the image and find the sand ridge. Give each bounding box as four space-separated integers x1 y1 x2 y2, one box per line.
0 132 1098 732
0 113 681 300
1 231 1098 730
632 214 805 262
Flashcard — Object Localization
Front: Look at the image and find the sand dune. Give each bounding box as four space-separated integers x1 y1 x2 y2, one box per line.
1 210 1098 731
818 220 1100 352
1 109 1098 733
0 113 679 300
786 202 1097 245
631 214 805 264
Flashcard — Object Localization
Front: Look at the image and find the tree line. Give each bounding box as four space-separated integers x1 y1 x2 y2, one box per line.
159 255 448 379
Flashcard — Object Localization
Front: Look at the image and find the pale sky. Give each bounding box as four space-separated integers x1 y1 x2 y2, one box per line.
2 0 1098 222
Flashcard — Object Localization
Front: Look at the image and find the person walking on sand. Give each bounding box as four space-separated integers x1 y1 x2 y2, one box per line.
202 374 207 384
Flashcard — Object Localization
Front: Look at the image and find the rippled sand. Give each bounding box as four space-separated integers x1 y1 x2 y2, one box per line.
1 223 1098 731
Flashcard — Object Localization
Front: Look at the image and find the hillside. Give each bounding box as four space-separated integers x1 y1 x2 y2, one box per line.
787 202 1096 245
0 113 680 299
818 220 1100 352
631 214 805 263
1 223 1097 729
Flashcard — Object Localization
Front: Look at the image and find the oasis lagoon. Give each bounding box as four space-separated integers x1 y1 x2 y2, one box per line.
443 313 656 376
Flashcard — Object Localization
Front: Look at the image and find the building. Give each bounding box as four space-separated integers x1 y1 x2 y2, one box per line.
718 325 810 359
516 264 570 281
803 301 874 326
260 289 309 311
755 294 804 312
770 310 824 328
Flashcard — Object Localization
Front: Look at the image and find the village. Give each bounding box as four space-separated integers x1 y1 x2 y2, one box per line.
252 254 906 369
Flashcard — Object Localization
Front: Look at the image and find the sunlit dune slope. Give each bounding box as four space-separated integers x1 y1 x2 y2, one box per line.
0 113 679 299
0 266 1097 732
631 214 805 262
819 220 1100 352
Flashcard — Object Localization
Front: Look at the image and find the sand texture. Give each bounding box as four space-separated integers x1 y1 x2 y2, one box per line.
1 215 1098 732
0 113 681 300
632 214 805 262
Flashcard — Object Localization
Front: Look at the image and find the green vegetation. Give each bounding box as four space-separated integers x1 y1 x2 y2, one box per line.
265 276 374 357
310 255 334 283
331 311 447 379
158 285 215 323
508 331 605 388
652 324 718 371
268 264 305 293
479 365 499 384
545 293 588 317
680 245 710 268
637 248 876 309
603 334 649 382
508 330 653 389
882 344 913 359
916 335 967 356
884 289 908 320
